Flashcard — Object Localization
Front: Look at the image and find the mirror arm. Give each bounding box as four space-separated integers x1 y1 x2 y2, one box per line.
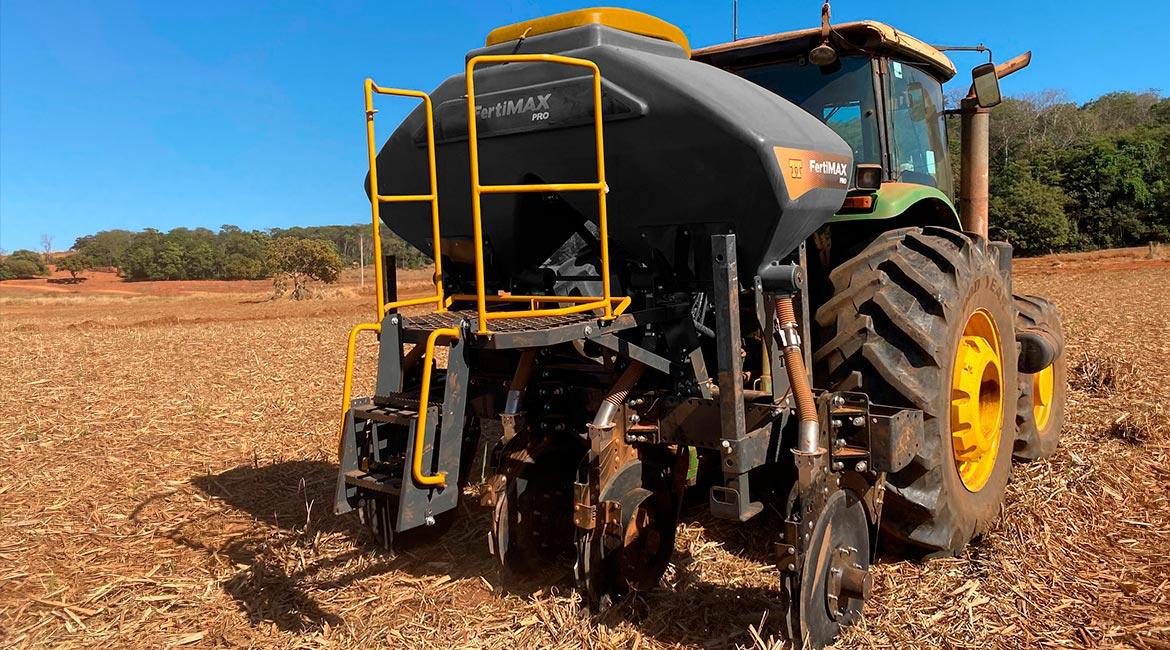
965 50 1032 99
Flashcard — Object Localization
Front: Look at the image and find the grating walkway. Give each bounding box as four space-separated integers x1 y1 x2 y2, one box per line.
403 309 599 333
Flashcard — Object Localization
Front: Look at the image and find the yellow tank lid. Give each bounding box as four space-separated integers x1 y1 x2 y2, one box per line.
486 7 690 56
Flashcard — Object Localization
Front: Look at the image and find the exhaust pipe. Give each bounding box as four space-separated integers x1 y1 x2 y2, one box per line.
959 97 991 238
959 51 1031 239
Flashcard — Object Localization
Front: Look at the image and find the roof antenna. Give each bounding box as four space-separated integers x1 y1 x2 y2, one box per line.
733 0 739 41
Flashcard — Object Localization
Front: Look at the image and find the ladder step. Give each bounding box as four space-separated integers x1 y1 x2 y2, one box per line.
370 393 443 413
351 402 422 426
344 469 402 496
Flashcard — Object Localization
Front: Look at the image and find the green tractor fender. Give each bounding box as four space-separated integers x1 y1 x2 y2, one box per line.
829 182 961 230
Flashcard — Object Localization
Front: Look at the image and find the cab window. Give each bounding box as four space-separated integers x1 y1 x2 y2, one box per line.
886 61 953 197
734 56 881 167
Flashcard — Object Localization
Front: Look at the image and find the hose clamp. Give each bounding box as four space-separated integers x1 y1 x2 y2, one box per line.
776 320 802 349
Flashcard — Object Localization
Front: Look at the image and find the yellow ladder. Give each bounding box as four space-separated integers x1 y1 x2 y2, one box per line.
464 53 629 334
339 81 452 487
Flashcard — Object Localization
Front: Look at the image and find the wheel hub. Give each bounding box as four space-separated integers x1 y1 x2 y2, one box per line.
1032 363 1055 430
825 546 872 620
950 308 1004 492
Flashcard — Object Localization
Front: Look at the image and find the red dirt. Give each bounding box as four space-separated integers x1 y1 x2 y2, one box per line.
0 267 436 298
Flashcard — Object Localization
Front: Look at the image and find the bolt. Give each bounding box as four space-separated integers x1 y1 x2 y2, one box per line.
786 546 795 555
832 395 845 407
831 419 843 429
424 515 436 526
584 326 593 335
855 461 868 472
851 416 865 427
834 438 846 448
787 563 796 571
832 461 844 471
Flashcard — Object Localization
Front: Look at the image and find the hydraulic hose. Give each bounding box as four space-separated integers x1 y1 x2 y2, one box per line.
592 361 646 427
775 296 820 453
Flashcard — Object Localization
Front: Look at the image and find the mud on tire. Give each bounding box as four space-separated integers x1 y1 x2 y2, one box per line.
813 226 1017 556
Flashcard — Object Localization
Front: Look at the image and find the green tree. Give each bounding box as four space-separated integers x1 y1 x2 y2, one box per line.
268 237 343 299
989 173 1075 255
56 254 91 281
73 230 136 268
120 230 186 280
1 259 44 279
219 225 270 279
5 250 49 276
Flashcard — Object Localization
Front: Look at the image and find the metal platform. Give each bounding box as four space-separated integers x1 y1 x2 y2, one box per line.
396 308 641 349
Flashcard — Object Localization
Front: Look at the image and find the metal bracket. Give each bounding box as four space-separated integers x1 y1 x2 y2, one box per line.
600 500 623 541
573 481 596 530
592 333 675 375
499 411 526 443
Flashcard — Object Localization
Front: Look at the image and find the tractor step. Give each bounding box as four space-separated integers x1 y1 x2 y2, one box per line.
335 329 472 535
352 400 439 426
343 469 402 496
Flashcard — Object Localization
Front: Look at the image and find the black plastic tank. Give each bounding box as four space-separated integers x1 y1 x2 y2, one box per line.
370 17 852 289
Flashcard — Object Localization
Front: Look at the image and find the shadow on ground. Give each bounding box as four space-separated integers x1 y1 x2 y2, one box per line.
156 459 794 645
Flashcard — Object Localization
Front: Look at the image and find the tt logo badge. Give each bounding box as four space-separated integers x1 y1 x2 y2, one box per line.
789 159 804 179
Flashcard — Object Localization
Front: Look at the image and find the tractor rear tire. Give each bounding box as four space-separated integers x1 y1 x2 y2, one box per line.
1012 295 1067 461
814 226 1017 557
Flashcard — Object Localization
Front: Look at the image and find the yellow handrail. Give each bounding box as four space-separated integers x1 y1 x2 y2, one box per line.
337 321 457 489
464 53 622 335
364 80 446 320
412 327 461 487
338 322 382 442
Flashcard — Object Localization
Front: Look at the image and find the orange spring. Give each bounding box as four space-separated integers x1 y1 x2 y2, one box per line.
775 296 818 424
605 361 645 409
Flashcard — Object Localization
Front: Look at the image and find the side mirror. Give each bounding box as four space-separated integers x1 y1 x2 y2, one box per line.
971 62 1002 108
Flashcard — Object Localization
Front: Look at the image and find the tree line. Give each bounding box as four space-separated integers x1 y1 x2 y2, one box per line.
0 224 430 282
951 90 1169 255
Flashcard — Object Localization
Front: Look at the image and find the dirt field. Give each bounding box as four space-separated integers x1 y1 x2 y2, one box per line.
2 250 1168 649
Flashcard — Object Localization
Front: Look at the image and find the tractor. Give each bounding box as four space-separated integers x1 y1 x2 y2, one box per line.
332 5 1067 646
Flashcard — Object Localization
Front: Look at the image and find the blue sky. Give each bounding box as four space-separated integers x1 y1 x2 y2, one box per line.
1 0 1166 252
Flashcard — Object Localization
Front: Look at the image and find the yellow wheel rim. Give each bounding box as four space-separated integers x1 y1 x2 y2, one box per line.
1032 363 1054 431
950 309 1004 492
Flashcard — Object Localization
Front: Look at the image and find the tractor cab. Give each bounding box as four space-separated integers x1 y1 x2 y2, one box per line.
693 20 959 221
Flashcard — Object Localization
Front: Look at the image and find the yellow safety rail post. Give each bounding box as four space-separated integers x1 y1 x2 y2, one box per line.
338 322 382 442
411 327 461 487
364 79 446 320
464 54 625 335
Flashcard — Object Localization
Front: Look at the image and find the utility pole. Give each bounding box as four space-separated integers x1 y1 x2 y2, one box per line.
359 232 365 288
